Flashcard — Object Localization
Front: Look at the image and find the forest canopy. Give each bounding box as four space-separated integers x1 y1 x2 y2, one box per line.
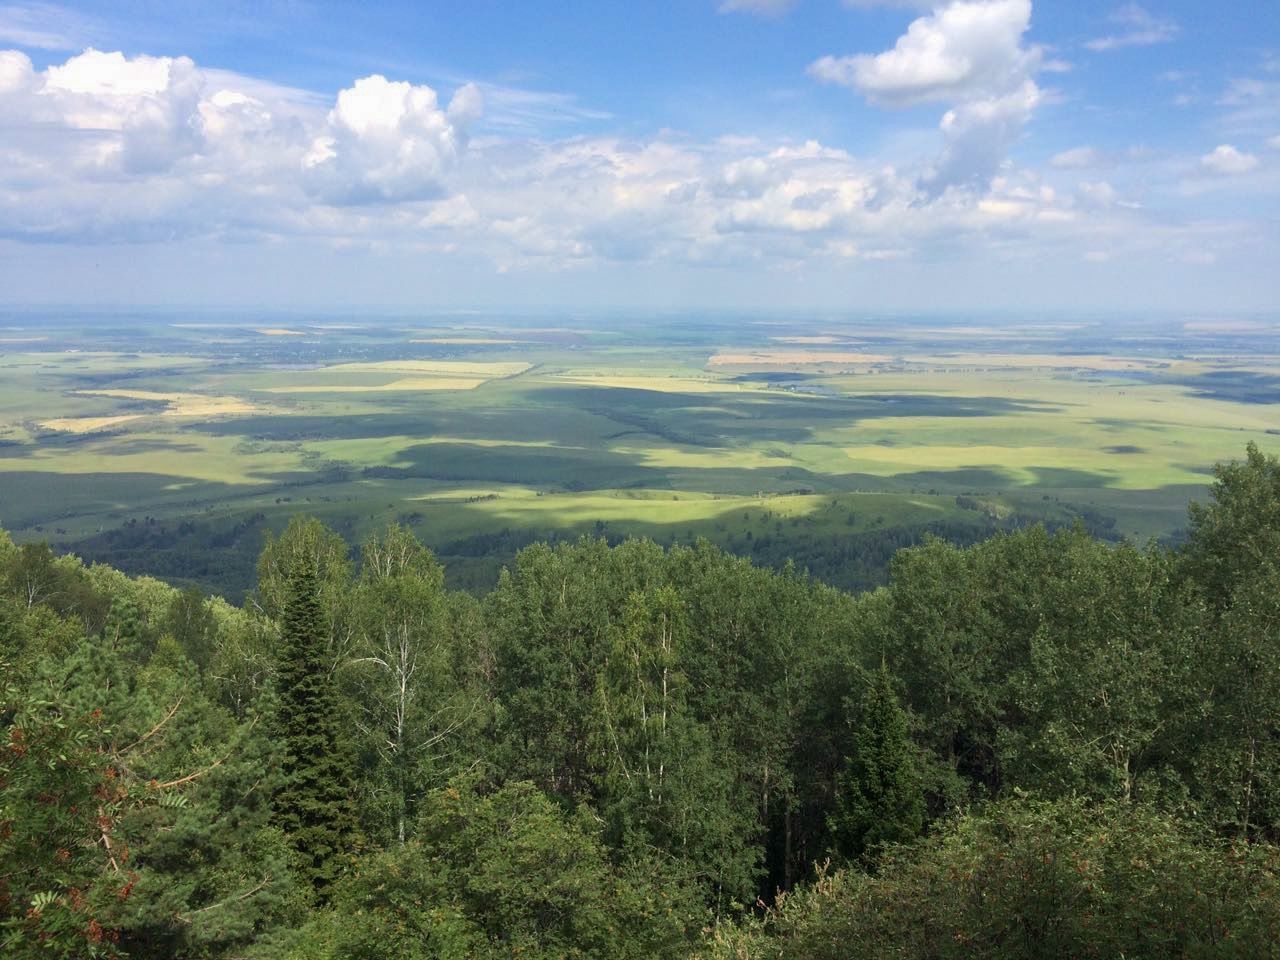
4 444 1280 958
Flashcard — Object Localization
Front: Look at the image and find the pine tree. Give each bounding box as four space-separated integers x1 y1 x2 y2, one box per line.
272 557 357 898
828 666 924 864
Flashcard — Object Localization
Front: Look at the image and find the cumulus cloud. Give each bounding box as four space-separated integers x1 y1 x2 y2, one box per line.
809 0 1037 106
50 49 208 173
302 75 481 204
810 0 1042 194
0 48 210 175
0 43 1239 280
0 48 34 93
1199 144 1259 176
0 47 486 242
1086 4 1178 53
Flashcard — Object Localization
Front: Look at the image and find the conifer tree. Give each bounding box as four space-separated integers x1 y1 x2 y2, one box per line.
828 666 924 864
272 557 357 898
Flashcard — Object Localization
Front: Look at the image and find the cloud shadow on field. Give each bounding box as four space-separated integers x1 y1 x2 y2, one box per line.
534 385 1061 447
1171 371 1280 405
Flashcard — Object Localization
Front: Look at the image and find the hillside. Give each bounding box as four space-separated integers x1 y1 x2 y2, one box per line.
4 444 1280 958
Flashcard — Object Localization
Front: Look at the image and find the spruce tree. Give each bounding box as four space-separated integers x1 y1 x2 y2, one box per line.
828 666 924 864
273 556 357 898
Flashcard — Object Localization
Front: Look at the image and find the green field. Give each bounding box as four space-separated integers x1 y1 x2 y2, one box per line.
2 311 1276 596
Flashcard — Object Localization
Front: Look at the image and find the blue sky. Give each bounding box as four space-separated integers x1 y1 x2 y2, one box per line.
0 0 1277 312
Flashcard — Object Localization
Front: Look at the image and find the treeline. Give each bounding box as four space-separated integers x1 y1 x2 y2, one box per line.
4 445 1280 957
58 497 1084 603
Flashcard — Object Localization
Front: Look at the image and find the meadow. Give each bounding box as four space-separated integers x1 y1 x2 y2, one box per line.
2 309 1276 596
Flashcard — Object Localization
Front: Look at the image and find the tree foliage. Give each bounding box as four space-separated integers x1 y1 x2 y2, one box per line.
5 444 1280 957
272 556 358 899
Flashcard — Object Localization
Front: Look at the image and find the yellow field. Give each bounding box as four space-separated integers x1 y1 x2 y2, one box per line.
903 353 1183 372
38 415 142 433
258 378 488 393
321 360 531 377
66 390 258 419
708 350 892 366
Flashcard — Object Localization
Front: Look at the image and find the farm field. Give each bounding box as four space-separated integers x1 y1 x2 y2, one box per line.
1 309 1277 597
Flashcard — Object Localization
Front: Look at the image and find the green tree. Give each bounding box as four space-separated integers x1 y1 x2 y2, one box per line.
270 780 696 960
704 798 1280 960
1184 442 1280 609
828 666 924 864
165 585 217 672
1 673 134 959
272 557 358 898
592 586 759 906
345 525 475 846
255 516 354 668
5 616 293 960
1000 538 1202 804
1190 560 1280 839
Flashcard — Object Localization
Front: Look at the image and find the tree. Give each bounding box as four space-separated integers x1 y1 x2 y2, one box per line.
5 619 292 960
877 536 1002 807
272 557 358 898
255 516 354 670
592 586 759 907
345 525 474 847
4 541 63 610
273 780 696 960
828 666 924 864
1189 560 1280 840
165 586 217 672
0 674 134 960
1184 442 1280 609
1000 539 1202 804
705 798 1280 960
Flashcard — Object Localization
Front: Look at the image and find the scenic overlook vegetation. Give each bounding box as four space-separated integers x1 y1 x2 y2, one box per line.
2 0 1279 957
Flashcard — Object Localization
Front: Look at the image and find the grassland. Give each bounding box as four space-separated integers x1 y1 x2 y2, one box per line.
1 310 1277 596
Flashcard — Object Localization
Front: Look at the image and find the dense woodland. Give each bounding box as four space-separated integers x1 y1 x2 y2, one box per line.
5 444 1280 957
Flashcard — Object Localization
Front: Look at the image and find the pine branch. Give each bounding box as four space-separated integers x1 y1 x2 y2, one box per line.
174 876 273 923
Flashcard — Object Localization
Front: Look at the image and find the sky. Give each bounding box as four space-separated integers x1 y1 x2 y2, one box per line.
0 0 1277 313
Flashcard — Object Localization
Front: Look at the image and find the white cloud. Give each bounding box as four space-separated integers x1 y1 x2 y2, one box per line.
0 47 485 242
931 79 1039 190
0 48 34 93
809 0 1042 193
1199 144 1259 176
718 0 796 15
1051 146 1101 168
1086 4 1178 53
302 75 481 204
1269 134 1280 150
0 44 1260 288
809 0 1037 106
44 47 176 96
